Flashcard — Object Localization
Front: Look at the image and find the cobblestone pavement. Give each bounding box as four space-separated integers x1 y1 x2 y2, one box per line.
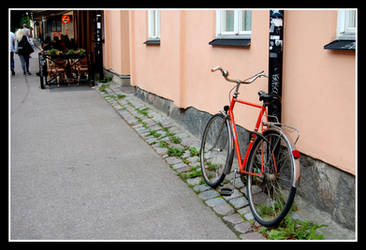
94 81 357 241
94 81 268 240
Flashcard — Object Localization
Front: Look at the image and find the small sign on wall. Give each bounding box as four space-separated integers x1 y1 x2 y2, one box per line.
61 15 71 24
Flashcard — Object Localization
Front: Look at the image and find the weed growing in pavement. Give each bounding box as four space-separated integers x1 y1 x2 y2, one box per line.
167 147 185 157
136 107 150 117
100 76 112 83
170 136 182 144
149 130 161 138
159 140 169 148
127 101 135 108
181 169 202 180
189 147 200 157
117 94 126 99
256 214 327 240
99 84 110 92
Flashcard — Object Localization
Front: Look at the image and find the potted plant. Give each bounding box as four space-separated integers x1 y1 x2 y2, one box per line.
78 48 86 57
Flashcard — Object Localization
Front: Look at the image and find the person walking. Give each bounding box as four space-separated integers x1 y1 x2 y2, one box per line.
10 31 16 75
15 29 34 75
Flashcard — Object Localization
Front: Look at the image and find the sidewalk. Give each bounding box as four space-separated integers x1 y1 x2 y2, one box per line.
94 80 356 241
10 49 237 240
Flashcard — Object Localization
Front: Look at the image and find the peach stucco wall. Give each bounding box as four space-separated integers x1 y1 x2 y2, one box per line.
103 10 130 76
282 10 355 174
123 10 355 175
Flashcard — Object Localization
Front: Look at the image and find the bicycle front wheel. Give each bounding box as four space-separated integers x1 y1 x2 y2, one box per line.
246 129 296 227
200 113 233 188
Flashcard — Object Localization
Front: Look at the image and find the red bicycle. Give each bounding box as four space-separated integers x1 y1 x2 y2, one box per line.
200 66 301 227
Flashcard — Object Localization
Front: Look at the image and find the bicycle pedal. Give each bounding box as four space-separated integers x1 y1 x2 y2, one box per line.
220 188 233 196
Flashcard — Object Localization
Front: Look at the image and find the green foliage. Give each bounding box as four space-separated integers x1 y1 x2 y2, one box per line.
98 84 110 92
149 130 161 138
167 147 185 157
259 214 327 240
19 15 30 29
48 48 59 56
100 76 112 83
159 141 169 148
182 169 202 180
136 107 149 117
66 49 75 55
189 147 200 157
170 136 182 144
78 48 86 56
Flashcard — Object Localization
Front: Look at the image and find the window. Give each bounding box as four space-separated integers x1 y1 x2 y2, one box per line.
337 9 356 40
324 9 356 50
216 10 252 38
48 19 61 32
148 10 160 40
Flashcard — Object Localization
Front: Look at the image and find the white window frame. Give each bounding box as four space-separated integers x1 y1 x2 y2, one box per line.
216 10 252 39
337 9 356 40
148 10 160 40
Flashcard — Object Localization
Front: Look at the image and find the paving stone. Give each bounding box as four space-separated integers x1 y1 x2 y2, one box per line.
155 147 168 155
223 213 245 226
232 177 245 188
165 157 182 165
172 162 188 170
175 165 192 173
185 156 199 166
175 132 189 139
186 177 201 186
240 185 261 196
240 232 267 240
213 203 235 216
193 184 211 193
234 222 253 234
205 197 227 207
149 124 163 131
181 151 191 158
146 137 158 144
237 206 254 220
222 188 242 201
118 109 129 117
229 196 249 209
198 190 220 200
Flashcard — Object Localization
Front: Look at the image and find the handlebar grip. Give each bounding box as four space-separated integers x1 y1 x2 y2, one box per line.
211 66 221 72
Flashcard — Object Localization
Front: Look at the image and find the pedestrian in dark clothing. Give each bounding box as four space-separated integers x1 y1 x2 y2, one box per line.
42 36 52 51
15 29 34 75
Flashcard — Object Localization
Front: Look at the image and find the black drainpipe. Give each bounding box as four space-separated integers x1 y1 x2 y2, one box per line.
268 10 284 123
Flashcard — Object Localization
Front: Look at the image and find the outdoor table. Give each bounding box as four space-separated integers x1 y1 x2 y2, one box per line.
39 51 93 89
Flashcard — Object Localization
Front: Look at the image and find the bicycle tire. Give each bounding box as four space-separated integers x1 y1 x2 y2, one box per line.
246 129 296 227
200 113 233 188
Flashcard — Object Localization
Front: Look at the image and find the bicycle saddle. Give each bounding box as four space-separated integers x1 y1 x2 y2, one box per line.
258 90 274 105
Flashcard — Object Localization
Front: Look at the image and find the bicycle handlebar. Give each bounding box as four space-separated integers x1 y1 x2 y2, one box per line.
211 66 268 84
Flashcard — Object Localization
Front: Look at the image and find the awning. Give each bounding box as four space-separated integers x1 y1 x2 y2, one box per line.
31 10 72 20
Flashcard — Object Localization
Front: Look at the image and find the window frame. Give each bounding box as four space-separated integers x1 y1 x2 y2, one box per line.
216 10 252 39
148 9 160 40
336 9 356 40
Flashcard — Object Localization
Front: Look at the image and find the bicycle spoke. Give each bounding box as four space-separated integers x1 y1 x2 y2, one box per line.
246 130 296 227
201 114 232 188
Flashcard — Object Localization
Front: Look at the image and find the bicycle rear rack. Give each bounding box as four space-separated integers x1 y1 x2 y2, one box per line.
262 115 300 146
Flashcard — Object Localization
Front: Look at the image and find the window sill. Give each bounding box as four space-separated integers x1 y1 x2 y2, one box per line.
144 39 160 45
324 40 355 50
209 38 250 47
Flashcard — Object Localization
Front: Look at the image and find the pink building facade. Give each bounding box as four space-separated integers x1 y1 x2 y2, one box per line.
103 9 356 230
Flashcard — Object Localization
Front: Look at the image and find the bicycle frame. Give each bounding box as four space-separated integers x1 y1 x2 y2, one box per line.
227 95 268 177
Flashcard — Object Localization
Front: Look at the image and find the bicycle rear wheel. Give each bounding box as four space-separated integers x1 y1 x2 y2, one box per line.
200 113 233 188
246 129 296 227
